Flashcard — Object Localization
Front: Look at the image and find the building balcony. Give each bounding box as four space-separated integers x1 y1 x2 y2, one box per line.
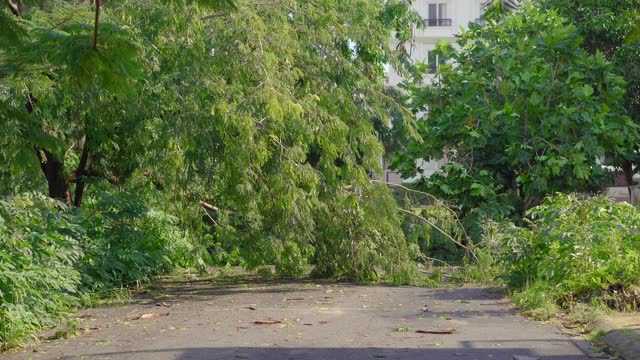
423 18 452 27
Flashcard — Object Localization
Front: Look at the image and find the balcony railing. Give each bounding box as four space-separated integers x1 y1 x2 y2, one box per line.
423 18 452 27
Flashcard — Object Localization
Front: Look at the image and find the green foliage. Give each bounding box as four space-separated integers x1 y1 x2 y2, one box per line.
110 0 419 281
0 187 195 349
537 0 640 179
1 0 423 348
479 194 640 317
79 185 194 290
394 4 638 221
627 23 640 44
536 0 640 55
0 193 83 350
311 184 419 284
401 194 467 263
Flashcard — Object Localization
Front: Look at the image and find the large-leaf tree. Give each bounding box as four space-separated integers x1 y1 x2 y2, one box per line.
393 4 638 220
536 0 640 184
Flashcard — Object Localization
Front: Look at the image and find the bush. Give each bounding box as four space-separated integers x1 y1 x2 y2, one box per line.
79 188 194 290
480 194 640 317
0 188 196 350
0 193 84 350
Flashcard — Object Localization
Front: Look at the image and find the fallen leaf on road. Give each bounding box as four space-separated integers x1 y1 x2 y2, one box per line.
244 306 257 310
129 312 169 320
421 305 429 312
253 320 282 325
415 328 456 334
318 321 328 325
285 297 304 301
155 302 172 307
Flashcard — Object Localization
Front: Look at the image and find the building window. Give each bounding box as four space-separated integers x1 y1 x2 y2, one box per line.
427 51 446 74
425 3 451 27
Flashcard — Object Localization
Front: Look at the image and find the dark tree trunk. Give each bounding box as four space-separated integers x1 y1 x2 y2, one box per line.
622 159 634 186
73 136 89 208
36 147 71 204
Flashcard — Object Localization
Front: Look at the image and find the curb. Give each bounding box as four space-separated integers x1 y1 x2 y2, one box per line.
595 316 640 360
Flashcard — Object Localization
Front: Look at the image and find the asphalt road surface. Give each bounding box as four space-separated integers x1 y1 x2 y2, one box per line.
1 276 597 360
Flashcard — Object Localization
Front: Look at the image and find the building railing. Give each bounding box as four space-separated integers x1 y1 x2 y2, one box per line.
423 18 452 27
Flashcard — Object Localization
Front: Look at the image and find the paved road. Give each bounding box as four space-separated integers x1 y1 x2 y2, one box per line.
2 277 595 360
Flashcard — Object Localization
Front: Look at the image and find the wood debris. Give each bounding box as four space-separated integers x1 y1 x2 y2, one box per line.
415 328 456 334
129 312 169 320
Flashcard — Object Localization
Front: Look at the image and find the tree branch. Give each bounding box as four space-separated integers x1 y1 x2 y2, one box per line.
201 12 226 20
73 135 89 207
396 207 478 262
372 179 471 242
4 0 22 17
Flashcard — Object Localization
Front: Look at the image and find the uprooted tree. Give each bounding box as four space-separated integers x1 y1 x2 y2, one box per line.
1 0 422 281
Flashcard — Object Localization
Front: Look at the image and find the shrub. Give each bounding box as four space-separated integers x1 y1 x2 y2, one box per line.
0 187 197 350
79 188 194 290
481 194 640 317
0 193 84 350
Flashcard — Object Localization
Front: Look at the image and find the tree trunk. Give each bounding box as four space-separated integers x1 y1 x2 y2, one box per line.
73 136 89 208
36 147 71 205
622 159 634 186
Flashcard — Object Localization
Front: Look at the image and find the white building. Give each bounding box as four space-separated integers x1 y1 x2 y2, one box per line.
381 0 518 184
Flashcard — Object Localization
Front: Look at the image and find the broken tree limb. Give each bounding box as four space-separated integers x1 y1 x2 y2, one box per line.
4 0 22 17
201 206 219 226
396 207 478 262
200 201 242 219
200 201 220 212
372 179 470 243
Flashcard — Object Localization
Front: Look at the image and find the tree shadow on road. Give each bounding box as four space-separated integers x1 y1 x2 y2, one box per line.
58 345 590 360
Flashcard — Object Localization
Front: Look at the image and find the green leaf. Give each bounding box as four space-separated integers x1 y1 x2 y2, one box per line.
625 23 640 44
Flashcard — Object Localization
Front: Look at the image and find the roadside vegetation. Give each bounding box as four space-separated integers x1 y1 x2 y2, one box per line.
392 0 640 330
0 0 426 349
467 194 640 325
1 0 639 351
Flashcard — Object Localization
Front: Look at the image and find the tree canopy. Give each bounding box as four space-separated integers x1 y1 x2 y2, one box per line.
1 0 421 281
536 0 640 183
393 4 638 219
